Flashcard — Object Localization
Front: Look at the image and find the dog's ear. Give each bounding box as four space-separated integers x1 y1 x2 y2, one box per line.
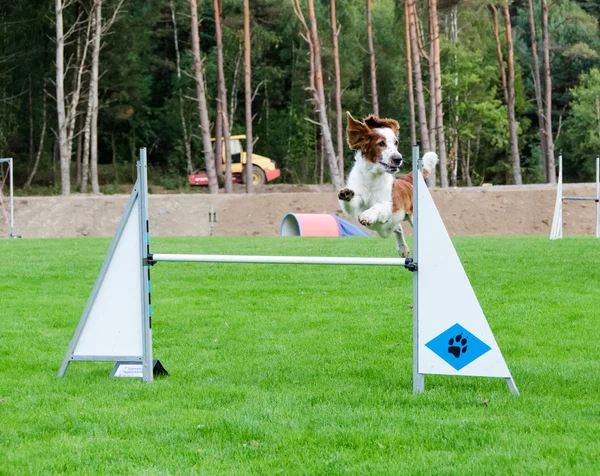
346 112 370 151
363 114 400 138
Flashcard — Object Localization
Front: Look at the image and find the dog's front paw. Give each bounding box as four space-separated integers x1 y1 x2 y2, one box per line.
358 209 388 227
338 188 355 202
397 245 411 258
358 210 377 226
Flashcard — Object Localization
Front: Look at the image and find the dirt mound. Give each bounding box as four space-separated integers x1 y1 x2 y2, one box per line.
2 183 598 238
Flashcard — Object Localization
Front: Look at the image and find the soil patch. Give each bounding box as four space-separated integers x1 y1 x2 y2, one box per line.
2 183 598 238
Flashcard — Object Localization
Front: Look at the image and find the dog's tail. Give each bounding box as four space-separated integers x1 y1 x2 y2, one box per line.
421 152 439 179
397 151 440 185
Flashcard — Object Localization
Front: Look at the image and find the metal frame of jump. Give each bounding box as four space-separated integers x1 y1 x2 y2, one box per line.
0 158 17 238
58 147 519 396
550 153 600 240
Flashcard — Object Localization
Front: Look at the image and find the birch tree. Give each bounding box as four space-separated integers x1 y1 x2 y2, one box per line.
541 0 555 183
366 0 379 116
407 0 430 152
189 0 218 193
170 0 193 175
404 0 416 146
292 0 343 190
330 0 344 174
89 0 101 193
430 0 448 187
490 3 522 184
527 0 548 182
214 0 233 193
55 0 91 195
25 91 47 188
55 0 70 195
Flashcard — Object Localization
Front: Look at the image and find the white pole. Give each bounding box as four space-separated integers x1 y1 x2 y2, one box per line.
9 158 14 238
412 145 424 394
139 148 153 382
596 155 599 238
151 253 408 266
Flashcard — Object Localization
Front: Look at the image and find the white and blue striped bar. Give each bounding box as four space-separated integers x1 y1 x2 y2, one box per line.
150 253 408 266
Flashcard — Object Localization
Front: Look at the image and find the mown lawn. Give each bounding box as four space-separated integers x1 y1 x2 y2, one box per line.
1 235 599 474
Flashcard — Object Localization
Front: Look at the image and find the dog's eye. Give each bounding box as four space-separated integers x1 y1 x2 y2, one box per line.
394 140 398 146
378 141 385 147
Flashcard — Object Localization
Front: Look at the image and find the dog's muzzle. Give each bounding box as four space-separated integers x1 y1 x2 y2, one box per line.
392 154 403 167
380 154 403 174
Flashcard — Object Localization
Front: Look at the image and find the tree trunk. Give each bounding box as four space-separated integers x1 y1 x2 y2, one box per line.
55 0 70 195
408 0 430 152
427 6 437 186
169 0 193 174
222 109 233 192
29 77 34 170
430 0 448 187
304 0 343 190
90 0 101 194
490 4 521 185
490 5 508 99
214 0 232 193
25 92 47 188
229 44 242 130
66 12 92 173
81 78 93 193
244 0 254 192
503 2 522 185
189 0 218 194
462 137 473 186
541 0 555 184
215 94 223 180
330 0 344 175
366 0 378 116
75 114 83 188
404 0 416 146
527 0 548 182
450 137 458 186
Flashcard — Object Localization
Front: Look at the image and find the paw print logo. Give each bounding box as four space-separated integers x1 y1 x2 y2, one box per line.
448 333 468 358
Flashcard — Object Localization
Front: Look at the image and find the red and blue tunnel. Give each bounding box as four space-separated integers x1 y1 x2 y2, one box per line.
280 213 372 237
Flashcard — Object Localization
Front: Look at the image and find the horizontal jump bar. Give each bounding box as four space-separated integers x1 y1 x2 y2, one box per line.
150 253 409 266
563 196 599 201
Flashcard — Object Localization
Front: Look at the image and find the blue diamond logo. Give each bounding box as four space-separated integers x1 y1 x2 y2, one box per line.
425 324 491 371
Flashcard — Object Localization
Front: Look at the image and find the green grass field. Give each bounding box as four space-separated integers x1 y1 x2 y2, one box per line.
1 235 599 474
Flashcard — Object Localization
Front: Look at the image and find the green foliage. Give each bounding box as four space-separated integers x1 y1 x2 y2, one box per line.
560 68 600 180
3 0 600 188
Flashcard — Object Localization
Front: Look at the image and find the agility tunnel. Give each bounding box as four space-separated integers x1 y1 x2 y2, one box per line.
280 213 372 237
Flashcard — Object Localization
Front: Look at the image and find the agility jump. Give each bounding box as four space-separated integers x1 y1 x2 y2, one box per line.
58 147 519 396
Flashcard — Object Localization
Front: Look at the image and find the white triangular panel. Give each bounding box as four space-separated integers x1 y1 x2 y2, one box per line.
417 172 512 378
73 193 143 357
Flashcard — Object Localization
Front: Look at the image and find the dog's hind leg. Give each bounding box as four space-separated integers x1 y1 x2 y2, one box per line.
394 224 410 258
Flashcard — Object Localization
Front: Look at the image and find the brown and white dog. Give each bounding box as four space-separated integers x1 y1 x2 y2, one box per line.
338 112 438 257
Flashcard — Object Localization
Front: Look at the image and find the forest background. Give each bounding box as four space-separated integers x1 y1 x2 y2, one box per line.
2 0 600 195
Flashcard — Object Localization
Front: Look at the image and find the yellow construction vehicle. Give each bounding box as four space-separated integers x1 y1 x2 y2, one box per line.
189 135 280 186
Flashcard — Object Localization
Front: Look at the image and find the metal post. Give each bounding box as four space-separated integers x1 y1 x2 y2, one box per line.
412 145 424 394
138 148 153 382
596 155 600 238
9 158 14 238
209 204 216 236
